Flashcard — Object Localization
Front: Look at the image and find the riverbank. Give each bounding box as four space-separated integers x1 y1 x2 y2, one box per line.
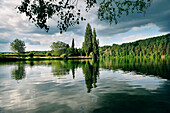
0 56 92 62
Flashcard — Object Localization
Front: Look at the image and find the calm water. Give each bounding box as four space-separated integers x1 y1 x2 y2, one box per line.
0 58 170 113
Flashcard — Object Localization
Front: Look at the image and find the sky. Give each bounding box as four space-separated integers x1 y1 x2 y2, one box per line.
0 0 170 52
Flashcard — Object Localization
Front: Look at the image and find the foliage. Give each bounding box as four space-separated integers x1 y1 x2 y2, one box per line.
17 0 151 33
100 34 170 57
98 0 151 24
51 41 69 56
10 39 26 54
50 41 69 50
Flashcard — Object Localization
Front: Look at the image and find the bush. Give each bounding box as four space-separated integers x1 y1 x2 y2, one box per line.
46 52 52 56
67 53 72 57
28 52 34 58
89 52 93 57
60 54 67 58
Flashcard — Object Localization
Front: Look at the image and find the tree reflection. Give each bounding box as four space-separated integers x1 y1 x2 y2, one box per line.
51 60 100 92
52 60 79 77
100 58 170 80
52 61 70 76
82 61 99 93
29 61 34 67
11 62 26 80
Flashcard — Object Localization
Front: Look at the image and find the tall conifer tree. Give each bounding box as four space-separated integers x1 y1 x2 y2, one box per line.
83 23 93 56
72 38 74 49
92 28 99 59
71 38 75 55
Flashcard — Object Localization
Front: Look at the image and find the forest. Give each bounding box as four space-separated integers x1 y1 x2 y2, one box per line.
100 34 170 58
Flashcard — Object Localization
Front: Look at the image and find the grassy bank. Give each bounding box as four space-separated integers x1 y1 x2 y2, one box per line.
0 56 92 62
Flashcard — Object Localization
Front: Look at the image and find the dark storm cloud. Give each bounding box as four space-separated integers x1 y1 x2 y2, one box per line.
66 24 85 36
95 0 170 36
27 23 85 36
27 26 60 35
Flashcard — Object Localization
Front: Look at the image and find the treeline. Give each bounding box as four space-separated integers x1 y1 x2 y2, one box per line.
100 34 170 58
50 23 99 59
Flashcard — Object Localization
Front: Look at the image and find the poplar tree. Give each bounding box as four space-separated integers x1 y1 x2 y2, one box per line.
71 38 75 54
83 23 93 56
92 28 99 59
72 38 74 49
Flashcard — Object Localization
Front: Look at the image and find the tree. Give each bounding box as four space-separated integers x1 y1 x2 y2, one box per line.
71 38 74 49
83 23 93 56
92 28 99 59
50 41 69 50
10 39 26 55
17 0 152 33
50 41 69 56
100 33 170 58
71 38 74 54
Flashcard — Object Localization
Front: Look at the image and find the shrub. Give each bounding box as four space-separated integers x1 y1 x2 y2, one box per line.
60 54 67 58
89 52 93 57
46 52 52 56
28 52 34 58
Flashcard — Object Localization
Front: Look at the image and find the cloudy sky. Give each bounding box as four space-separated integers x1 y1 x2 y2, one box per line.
0 0 170 52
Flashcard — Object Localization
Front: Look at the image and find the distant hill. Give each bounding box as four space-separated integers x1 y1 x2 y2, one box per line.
100 34 170 57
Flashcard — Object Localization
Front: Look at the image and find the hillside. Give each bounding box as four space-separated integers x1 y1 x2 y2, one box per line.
100 34 170 57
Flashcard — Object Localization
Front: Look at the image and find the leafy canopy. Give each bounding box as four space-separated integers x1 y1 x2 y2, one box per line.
10 39 26 53
50 41 69 50
17 0 152 33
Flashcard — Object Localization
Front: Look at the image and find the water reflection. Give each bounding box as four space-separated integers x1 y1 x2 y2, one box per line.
82 61 99 93
8 58 170 90
0 58 170 113
11 62 26 80
52 61 70 76
51 61 80 77
100 58 170 79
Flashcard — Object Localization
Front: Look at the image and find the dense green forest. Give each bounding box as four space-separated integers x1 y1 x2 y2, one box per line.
100 34 170 58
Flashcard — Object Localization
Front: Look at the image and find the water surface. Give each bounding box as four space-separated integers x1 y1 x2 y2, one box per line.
0 58 170 113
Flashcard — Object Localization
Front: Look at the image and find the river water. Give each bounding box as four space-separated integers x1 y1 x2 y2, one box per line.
0 58 170 113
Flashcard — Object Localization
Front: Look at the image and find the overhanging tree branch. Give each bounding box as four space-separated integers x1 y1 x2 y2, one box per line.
16 0 152 33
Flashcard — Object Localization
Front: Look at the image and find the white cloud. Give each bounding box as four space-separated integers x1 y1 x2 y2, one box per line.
131 23 157 31
122 34 148 42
